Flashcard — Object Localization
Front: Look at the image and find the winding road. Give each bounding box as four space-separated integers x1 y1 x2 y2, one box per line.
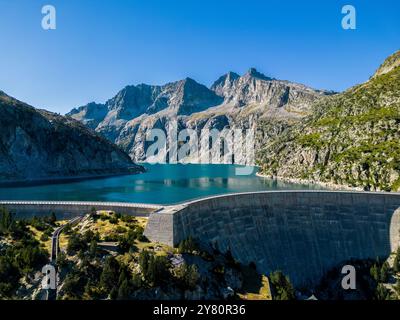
50 216 83 262
46 215 84 300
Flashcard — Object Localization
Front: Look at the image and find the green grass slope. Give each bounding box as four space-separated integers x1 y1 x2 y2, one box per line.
257 51 400 191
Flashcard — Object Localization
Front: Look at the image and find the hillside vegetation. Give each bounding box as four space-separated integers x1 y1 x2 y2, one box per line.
258 51 400 191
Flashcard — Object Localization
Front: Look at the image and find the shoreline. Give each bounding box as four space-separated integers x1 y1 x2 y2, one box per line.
255 172 364 191
0 166 145 188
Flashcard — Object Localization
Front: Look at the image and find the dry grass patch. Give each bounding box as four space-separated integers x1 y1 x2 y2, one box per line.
28 226 52 254
133 240 172 257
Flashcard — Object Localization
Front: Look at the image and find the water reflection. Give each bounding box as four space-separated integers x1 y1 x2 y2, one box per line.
0 164 326 204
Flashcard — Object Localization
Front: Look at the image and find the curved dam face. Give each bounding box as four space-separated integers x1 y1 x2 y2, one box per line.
144 191 400 286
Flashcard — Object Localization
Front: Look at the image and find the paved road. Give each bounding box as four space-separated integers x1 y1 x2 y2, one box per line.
46 216 83 300
50 216 83 262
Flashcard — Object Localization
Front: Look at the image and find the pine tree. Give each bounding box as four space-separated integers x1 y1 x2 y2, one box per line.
117 279 130 300
393 248 400 273
118 268 128 286
49 212 57 225
56 252 67 269
174 263 199 290
138 250 151 277
375 283 392 300
84 281 93 299
394 280 400 298
269 271 295 300
100 256 120 291
186 264 199 290
89 240 97 257
178 236 197 254
0 207 14 234
90 207 97 217
131 273 142 289
380 262 390 282
370 264 379 282
109 286 118 300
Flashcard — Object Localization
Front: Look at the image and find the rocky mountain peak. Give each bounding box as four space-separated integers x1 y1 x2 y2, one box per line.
178 77 205 93
67 102 108 130
182 77 197 84
226 71 240 79
0 90 24 106
209 67 324 110
166 77 224 116
68 69 328 163
373 50 400 78
244 68 273 81
106 84 157 119
210 72 240 93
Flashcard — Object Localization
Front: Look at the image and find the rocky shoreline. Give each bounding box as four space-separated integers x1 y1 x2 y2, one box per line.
255 172 364 191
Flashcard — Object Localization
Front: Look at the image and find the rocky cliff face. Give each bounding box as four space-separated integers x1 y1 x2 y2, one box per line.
210 68 326 115
0 91 144 183
68 69 329 164
257 50 400 191
373 50 400 78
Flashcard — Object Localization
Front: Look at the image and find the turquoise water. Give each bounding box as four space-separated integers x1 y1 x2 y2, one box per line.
0 164 324 204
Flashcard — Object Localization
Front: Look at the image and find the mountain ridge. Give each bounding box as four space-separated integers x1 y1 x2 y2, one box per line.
68 69 330 163
0 91 144 183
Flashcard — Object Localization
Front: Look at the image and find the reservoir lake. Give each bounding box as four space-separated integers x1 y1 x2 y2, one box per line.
0 164 325 205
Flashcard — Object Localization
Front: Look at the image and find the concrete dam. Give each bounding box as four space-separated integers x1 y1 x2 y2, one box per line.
144 191 400 286
0 201 162 219
2 191 400 286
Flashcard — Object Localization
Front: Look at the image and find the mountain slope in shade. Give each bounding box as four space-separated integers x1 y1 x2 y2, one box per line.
68 69 329 164
0 91 144 183
257 50 400 191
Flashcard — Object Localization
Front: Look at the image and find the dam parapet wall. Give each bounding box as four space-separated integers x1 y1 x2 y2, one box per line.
144 191 400 286
0 201 162 219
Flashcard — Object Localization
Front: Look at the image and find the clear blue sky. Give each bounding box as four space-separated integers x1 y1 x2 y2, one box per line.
0 0 399 114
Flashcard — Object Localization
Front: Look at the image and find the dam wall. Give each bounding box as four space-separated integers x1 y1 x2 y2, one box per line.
144 191 400 286
0 201 162 219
